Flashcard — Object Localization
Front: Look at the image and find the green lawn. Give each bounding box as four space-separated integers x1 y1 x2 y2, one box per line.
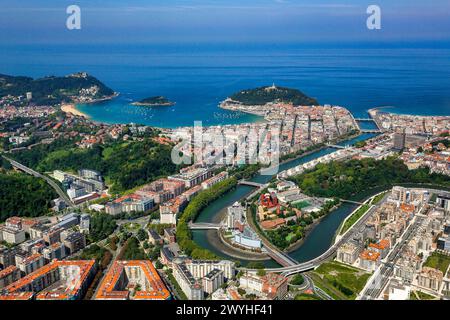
122 222 141 232
312 261 371 300
371 192 387 205
423 252 450 274
293 201 311 209
410 290 437 300
295 293 322 300
339 204 370 235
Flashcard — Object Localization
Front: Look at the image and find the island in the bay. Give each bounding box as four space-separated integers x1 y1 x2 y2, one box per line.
220 84 319 115
0 72 116 105
131 96 176 107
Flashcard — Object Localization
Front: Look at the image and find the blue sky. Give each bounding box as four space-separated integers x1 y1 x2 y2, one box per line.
1 0 449 44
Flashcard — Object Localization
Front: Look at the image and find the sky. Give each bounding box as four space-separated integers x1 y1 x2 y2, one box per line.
0 0 449 45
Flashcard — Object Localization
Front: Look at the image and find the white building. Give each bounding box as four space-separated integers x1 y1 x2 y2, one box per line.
0 226 26 244
160 212 177 225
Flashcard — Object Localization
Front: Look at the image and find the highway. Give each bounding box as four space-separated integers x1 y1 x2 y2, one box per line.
2 155 75 207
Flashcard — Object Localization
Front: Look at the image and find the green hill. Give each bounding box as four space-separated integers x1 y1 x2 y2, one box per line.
0 72 115 106
229 85 318 106
132 96 175 106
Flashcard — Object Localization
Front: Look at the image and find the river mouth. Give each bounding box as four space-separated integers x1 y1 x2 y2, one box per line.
192 133 380 267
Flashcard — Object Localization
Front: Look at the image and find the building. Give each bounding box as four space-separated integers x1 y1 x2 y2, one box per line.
0 266 21 289
16 253 45 275
173 262 204 300
160 247 176 267
1 260 96 300
369 239 391 259
0 226 26 244
137 178 185 204
29 224 49 240
147 229 163 246
233 227 262 250
393 131 406 151
42 243 67 262
163 228 176 244
337 241 362 265
168 167 212 189
239 272 288 300
201 171 229 190
202 269 224 295
436 194 450 211
62 232 86 255
43 227 63 246
79 214 90 234
391 186 408 203
78 169 103 182
384 279 411 300
239 273 263 292
359 250 381 272
226 202 245 230
0 247 17 268
159 196 187 225
261 273 288 300
67 184 87 200
106 194 154 215
260 193 279 209
95 260 170 300
417 267 444 293
260 218 285 230
186 260 235 280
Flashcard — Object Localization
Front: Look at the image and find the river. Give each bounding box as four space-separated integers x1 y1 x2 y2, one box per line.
192 132 377 267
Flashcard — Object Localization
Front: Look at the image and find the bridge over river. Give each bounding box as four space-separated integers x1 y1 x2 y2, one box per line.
240 203 377 275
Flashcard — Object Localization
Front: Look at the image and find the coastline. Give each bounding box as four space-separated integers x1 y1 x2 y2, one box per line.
61 103 90 119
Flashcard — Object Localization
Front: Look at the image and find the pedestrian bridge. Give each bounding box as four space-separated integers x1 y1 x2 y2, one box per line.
360 129 381 133
238 180 265 188
355 118 375 122
326 144 351 150
188 222 222 230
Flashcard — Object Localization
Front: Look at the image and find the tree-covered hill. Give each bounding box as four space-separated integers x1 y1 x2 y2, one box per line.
0 172 57 222
290 157 450 199
0 72 114 105
229 85 318 106
11 138 179 193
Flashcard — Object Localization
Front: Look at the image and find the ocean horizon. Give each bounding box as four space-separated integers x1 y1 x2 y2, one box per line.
1 42 450 128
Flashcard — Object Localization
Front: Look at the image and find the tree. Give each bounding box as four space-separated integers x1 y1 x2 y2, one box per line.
246 261 265 269
89 213 117 243
290 274 304 286
154 260 163 269
256 269 266 277
0 173 57 222
137 228 148 242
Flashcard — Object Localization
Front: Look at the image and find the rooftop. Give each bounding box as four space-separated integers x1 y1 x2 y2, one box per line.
95 260 170 300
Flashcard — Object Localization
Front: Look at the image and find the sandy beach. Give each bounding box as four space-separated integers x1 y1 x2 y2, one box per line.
61 104 89 118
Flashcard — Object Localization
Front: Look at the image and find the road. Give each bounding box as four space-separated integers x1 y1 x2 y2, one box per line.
243 202 379 275
2 155 75 207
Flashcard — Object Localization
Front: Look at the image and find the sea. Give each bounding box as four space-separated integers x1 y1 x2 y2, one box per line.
1 42 450 128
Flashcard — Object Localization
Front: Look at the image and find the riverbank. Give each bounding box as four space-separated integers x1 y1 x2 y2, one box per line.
61 104 90 119
192 133 378 264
